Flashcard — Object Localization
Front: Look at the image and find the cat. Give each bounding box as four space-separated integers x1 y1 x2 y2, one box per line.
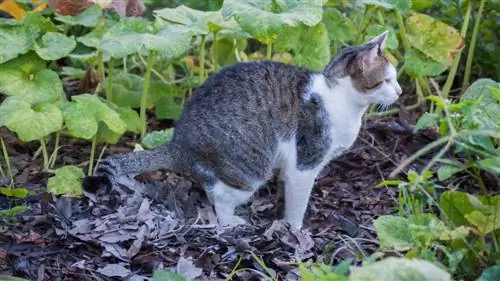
83 31 402 229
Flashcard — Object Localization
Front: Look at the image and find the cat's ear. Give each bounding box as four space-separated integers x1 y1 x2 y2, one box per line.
367 30 388 50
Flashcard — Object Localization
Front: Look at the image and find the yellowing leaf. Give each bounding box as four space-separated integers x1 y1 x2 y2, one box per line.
0 0 26 21
47 166 84 197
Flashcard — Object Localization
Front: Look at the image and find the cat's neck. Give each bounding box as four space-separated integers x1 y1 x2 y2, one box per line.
306 74 369 124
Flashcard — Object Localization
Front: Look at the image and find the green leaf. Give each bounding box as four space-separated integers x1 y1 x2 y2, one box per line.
321 8 354 44
373 215 415 250
54 5 102 27
0 187 31 198
413 112 438 132
146 26 194 61
476 266 500 281
34 32 77 60
154 5 239 35
0 205 28 217
221 0 326 44
61 94 126 141
406 13 464 67
1 52 46 75
362 0 412 13
212 37 247 67
408 213 448 247
47 166 84 197
22 12 58 33
478 157 500 175
0 25 39 63
0 68 64 104
152 270 186 281
100 17 152 58
437 159 464 181
107 72 145 108
78 24 107 48
142 129 175 149
404 49 447 77
465 210 500 236
275 23 330 71
152 82 184 120
440 190 477 226
461 79 500 130
349 257 452 281
0 100 63 142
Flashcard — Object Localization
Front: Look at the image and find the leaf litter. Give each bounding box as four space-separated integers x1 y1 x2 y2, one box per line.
0 110 440 280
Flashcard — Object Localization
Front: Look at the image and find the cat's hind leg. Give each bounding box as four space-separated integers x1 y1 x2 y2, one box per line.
206 181 256 227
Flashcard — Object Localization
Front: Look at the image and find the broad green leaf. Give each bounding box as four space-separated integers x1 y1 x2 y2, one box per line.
0 68 64 104
413 112 438 132
212 37 248 67
478 157 500 175
477 266 500 281
411 0 435 11
0 24 39 63
47 166 84 197
152 82 184 120
461 79 500 130
61 94 126 140
221 0 326 44
437 159 465 181
440 190 477 226
78 24 107 48
100 17 152 58
363 25 398 50
0 100 63 142
408 213 448 247
0 205 28 217
465 210 500 235
275 23 330 71
322 8 354 44
152 270 186 281
34 32 76 60
142 129 175 149
1 51 46 75
154 5 239 35
146 26 194 61
107 72 146 108
361 0 412 13
54 5 102 27
60 67 87 79
404 49 447 77
406 13 464 67
0 187 31 198
22 12 58 33
349 257 452 281
373 215 414 250
101 100 142 134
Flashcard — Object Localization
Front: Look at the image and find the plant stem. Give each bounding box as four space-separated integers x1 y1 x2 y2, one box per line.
442 1 472 98
40 138 49 171
106 59 114 101
49 131 60 169
211 32 218 71
395 11 411 52
88 135 97 176
0 137 14 187
140 49 154 139
97 51 106 95
266 43 273 60
462 0 486 92
199 35 206 81
123 57 127 73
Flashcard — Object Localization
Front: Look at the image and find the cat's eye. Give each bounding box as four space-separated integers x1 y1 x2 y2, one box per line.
366 81 383 90
385 79 391 83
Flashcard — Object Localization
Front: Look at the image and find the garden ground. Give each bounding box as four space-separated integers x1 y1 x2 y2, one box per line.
0 104 439 280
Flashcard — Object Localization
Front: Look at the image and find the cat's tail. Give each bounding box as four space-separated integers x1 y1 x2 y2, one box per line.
82 142 185 193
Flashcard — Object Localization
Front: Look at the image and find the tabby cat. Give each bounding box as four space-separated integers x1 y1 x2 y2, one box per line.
83 31 402 229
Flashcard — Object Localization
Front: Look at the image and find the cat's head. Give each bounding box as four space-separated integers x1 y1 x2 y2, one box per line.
324 31 402 107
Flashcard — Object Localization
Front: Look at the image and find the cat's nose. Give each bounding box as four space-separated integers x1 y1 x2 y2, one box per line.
396 84 402 96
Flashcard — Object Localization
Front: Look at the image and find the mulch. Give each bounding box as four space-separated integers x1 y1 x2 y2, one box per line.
0 112 438 280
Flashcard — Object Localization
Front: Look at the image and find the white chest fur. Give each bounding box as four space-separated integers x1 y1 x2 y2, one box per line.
307 74 367 165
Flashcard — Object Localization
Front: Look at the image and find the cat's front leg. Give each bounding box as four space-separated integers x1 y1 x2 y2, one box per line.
282 169 318 229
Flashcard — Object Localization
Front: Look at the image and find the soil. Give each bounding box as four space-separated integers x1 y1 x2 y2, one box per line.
0 109 440 280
